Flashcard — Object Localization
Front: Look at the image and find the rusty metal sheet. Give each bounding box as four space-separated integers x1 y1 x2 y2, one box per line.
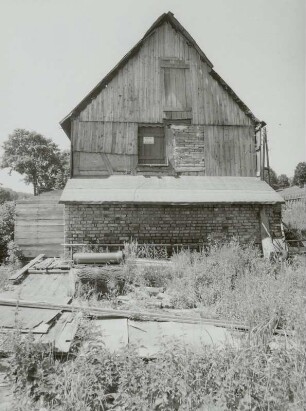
60 176 284 204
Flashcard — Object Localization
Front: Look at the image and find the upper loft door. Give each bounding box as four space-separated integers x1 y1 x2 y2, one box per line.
161 59 192 121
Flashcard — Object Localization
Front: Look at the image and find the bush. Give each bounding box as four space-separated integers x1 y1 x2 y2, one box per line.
0 201 15 262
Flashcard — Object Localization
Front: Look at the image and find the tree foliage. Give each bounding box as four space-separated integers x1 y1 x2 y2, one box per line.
263 167 279 190
0 187 16 204
54 150 70 189
1 129 69 195
292 162 306 188
0 201 15 262
277 174 290 190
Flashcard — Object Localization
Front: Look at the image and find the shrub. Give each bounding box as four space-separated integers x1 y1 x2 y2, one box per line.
0 201 15 262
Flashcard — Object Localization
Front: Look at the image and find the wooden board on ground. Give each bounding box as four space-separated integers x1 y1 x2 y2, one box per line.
0 305 59 330
0 298 246 329
1 273 72 305
128 320 234 357
92 319 128 352
90 319 235 357
9 254 45 282
38 312 81 353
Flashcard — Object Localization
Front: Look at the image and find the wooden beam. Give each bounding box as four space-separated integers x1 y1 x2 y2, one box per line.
9 254 45 283
0 298 246 329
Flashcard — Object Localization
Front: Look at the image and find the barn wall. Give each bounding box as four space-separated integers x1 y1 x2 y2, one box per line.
70 21 256 178
77 22 253 126
64 203 282 246
72 123 256 176
14 191 64 258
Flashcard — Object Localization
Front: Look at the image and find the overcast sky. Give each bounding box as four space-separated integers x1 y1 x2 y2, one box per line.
0 0 305 192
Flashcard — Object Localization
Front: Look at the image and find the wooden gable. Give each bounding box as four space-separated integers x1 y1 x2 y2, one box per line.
75 21 255 127
62 12 261 178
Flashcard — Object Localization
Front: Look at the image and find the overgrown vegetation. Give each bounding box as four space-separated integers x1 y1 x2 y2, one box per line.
9 318 306 410
283 202 306 237
7 240 306 410
0 200 24 263
0 201 15 262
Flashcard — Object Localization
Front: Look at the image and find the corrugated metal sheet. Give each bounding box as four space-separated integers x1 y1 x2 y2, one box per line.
60 176 284 204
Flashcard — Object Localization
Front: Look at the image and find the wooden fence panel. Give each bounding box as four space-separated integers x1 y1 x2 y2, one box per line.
14 191 64 258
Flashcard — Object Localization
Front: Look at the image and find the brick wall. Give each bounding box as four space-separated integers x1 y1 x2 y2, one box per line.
65 203 282 245
172 125 205 173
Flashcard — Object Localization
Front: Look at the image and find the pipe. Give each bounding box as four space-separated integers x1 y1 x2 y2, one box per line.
73 251 124 265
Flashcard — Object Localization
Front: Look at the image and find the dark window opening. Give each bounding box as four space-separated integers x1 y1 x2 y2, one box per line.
138 126 166 165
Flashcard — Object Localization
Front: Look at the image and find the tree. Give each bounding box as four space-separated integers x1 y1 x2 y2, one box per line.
0 187 15 204
1 129 69 195
54 150 70 189
277 174 290 190
263 167 279 190
292 162 306 188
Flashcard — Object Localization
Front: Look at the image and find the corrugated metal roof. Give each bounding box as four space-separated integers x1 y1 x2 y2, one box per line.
60 176 284 204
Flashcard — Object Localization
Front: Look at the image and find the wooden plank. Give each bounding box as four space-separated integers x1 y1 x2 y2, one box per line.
54 312 81 353
0 298 247 329
160 62 189 69
9 254 45 282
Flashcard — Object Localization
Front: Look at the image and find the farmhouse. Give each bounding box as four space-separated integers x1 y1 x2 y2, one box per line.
15 12 284 257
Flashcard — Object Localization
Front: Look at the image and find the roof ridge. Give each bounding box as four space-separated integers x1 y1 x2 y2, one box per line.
60 12 260 137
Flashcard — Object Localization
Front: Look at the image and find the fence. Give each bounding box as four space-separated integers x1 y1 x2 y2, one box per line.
14 190 64 258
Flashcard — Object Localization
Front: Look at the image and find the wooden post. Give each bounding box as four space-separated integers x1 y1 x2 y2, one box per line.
260 206 274 258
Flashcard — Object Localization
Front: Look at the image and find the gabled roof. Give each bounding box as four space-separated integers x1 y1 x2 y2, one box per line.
60 11 260 137
60 176 284 205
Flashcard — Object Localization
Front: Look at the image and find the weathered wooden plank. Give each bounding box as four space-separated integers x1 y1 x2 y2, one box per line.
9 254 45 282
0 298 247 329
76 22 253 127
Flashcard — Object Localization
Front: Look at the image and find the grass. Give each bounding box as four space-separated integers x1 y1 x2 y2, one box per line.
0 262 20 291
282 201 306 236
4 239 306 410
8 322 306 411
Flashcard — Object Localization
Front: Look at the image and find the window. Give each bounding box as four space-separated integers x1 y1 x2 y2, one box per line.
138 126 166 165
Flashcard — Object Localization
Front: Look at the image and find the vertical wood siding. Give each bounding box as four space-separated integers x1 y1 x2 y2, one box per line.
14 191 64 258
78 22 253 126
71 21 256 177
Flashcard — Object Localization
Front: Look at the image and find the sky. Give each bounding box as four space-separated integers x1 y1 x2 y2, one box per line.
0 0 305 193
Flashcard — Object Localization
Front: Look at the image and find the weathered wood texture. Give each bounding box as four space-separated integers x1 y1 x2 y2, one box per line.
71 22 256 178
72 123 255 176
77 22 253 126
14 191 64 258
